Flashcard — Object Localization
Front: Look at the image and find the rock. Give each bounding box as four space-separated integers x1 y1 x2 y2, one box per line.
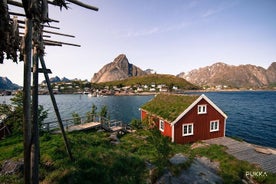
191 142 209 150
177 157 223 184
156 169 181 184
0 159 24 175
109 133 119 141
109 133 120 145
196 156 220 172
157 156 222 184
254 147 272 155
169 153 188 165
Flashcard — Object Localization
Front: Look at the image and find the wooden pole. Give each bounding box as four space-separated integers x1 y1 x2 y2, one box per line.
31 46 39 184
39 56 73 161
43 30 75 38
44 39 81 47
23 18 32 184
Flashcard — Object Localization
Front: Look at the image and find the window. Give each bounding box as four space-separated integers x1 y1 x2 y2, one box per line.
182 123 193 136
198 105 207 114
159 120 164 132
210 120 219 132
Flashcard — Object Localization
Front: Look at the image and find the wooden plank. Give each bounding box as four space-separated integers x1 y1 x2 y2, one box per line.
66 122 101 132
110 126 123 132
203 137 276 173
66 0 99 11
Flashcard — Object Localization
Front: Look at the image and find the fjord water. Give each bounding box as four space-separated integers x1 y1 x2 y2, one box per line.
1 91 275 148
204 91 276 149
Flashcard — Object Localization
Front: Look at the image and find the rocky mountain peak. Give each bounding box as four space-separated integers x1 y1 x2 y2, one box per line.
91 54 147 83
114 54 127 64
0 77 20 90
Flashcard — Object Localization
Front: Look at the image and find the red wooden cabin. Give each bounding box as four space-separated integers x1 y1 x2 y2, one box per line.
140 94 227 144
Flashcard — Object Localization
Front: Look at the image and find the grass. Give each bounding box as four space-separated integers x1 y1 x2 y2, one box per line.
0 130 275 183
141 94 199 121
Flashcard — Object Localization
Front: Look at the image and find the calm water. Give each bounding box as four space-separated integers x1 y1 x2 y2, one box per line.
1 91 275 148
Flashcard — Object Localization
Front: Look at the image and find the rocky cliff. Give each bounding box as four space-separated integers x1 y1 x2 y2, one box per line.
91 54 148 83
177 62 276 88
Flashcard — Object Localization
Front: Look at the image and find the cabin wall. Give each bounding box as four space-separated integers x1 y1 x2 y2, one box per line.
140 110 172 137
174 99 225 144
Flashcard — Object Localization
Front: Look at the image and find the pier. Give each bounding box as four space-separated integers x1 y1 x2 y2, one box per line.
203 137 276 173
42 114 129 133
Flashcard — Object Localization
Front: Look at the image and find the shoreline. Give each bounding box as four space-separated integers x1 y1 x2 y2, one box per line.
1 89 275 97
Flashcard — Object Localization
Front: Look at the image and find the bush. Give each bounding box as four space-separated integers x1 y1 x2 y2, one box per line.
147 127 172 167
130 119 143 129
72 112 81 125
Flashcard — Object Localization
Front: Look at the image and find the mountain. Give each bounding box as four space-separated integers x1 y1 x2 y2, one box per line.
0 77 21 90
42 76 70 84
177 62 276 88
91 54 148 83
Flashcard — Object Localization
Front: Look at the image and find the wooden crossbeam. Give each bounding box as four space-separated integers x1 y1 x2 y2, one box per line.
44 41 62 46
43 30 75 38
8 0 98 12
38 68 52 74
7 0 22 8
66 0 99 11
9 11 25 17
31 67 52 74
44 24 60 30
44 39 80 47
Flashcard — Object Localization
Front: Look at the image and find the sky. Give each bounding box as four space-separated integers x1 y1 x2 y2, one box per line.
1 0 276 86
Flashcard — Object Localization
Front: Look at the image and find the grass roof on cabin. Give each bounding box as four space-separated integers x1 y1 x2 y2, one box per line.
141 94 199 122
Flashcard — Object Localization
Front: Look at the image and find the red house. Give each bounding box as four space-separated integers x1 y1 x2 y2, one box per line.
140 94 227 144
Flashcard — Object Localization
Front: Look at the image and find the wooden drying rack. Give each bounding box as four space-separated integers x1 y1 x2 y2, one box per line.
1 1 98 183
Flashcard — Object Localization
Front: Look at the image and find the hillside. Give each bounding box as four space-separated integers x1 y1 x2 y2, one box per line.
91 54 148 83
178 62 276 89
97 74 199 90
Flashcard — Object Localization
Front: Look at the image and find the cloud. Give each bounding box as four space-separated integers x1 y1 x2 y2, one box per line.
118 21 192 38
202 8 223 17
125 27 160 37
201 1 239 18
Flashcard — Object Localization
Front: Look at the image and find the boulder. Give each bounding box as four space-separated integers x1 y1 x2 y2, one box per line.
0 159 24 175
169 153 188 165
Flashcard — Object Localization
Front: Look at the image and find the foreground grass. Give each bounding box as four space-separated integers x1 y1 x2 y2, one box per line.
0 130 275 183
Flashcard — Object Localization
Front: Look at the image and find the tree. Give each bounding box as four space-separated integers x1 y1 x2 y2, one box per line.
99 105 108 118
0 91 48 134
86 104 97 122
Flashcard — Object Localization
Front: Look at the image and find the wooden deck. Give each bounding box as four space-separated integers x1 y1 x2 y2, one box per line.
45 114 127 133
203 137 276 173
65 122 101 132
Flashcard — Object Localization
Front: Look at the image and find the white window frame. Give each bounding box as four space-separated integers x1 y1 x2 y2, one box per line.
198 104 207 114
210 120 219 132
182 123 194 136
159 120 164 132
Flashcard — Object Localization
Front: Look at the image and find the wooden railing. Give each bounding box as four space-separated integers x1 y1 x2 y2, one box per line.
42 113 129 132
0 122 11 139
